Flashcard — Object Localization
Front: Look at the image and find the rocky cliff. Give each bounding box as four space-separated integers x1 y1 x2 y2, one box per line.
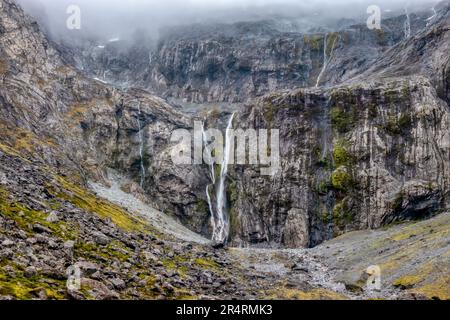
4 0 449 247
54 6 435 103
0 0 449 300
0 0 212 235
224 4 450 248
229 75 449 247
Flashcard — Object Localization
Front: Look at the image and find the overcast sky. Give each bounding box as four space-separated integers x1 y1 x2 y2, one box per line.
16 0 440 40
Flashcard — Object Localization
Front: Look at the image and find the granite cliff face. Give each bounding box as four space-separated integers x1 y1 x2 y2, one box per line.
0 0 227 299
55 7 435 103
229 76 449 247
3 0 450 248
0 0 211 235
0 0 449 300
224 4 450 247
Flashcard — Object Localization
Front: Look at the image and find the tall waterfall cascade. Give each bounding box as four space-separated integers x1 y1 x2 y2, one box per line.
203 113 236 244
404 8 411 39
315 33 338 88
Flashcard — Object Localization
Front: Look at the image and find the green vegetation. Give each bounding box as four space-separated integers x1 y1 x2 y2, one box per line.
193 257 219 270
316 179 331 195
264 286 348 300
331 167 354 191
229 207 241 238
326 33 339 56
74 240 132 263
316 156 332 169
228 181 239 203
391 262 450 300
53 176 156 234
314 145 333 169
393 275 422 289
0 187 76 240
332 198 354 225
391 192 404 213
413 276 450 300
161 256 189 278
330 106 355 133
368 103 378 119
401 83 411 98
195 199 208 214
0 123 57 156
263 101 275 123
385 112 412 135
333 142 352 167
303 34 323 51
0 261 65 300
160 255 219 278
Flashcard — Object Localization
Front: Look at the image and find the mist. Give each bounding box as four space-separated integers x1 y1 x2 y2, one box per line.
16 0 440 41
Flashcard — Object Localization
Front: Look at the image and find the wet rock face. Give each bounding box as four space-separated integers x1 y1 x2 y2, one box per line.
54 35 153 89
55 12 433 104
228 77 450 248
0 0 211 235
1 0 449 251
146 17 424 103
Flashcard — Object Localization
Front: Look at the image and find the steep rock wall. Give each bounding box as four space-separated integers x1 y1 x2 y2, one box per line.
228 77 449 247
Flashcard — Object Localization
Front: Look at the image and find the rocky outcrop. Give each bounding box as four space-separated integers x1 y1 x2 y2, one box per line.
0 0 211 234
311 212 450 300
53 8 434 104
0 145 280 300
223 4 450 248
228 75 449 247
1 0 449 253
144 13 432 103
0 0 287 300
0 0 449 301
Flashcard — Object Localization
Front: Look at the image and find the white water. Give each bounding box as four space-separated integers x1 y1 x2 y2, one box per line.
202 122 217 235
93 77 107 84
315 34 338 88
404 8 411 39
205 184 216 233
136 103 146 188
426 6 437 26
212 113 235 243
202 122 216 184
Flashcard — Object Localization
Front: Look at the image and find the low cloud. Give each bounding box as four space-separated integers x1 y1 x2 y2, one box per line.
16 0 440 41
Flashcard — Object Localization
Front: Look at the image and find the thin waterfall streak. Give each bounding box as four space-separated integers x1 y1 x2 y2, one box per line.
202 121 216 184
315 34 327 88
427 6 437 26
137 103 146 188
404 8 411 39
202 122 217 234
206 184 216 232
315 34 338 88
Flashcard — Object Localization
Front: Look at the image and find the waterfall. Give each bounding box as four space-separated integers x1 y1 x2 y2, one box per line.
202 121 216 184
426 6 437 26
205 184 216 233
203 113 235 244
202 121 217 235
404 8 411 39
137 103 146 188
214 112 235 243
315 33 338 88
